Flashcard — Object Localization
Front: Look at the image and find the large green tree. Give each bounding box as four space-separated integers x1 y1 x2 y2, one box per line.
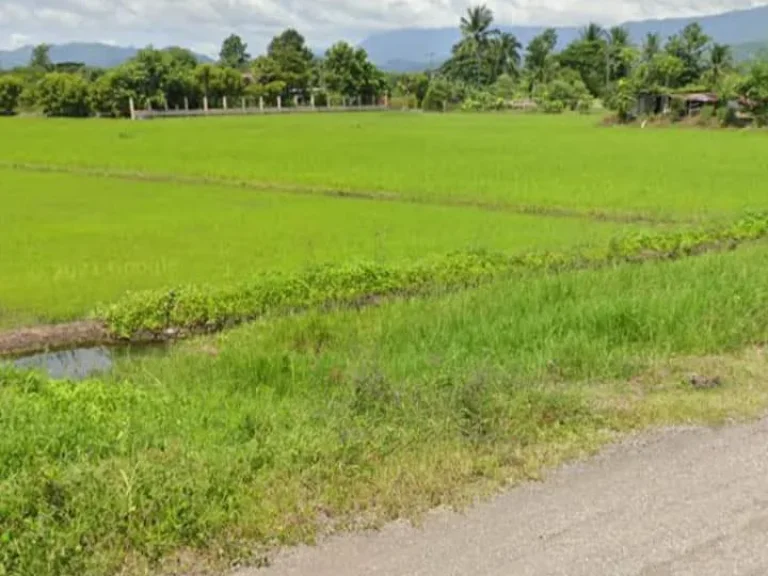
219 34 251 69
323 42 385 102
266 29 315 99
525 28 558 91
665 23 711 87
29 44 53 72
558 24 606 96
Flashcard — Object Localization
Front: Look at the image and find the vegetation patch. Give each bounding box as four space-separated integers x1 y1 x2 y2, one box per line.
98 212 768 339
5 245 768 575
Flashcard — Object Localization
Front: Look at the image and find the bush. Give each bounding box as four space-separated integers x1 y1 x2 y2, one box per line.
36 72 92 117
669 97 686 121
0 75 24 114
541 100 565 114
697 105 716 126
460 90 503 112
422 77 467 111
717 106 738 127
577 99 593 115
389 94 418 110
97 213 768 339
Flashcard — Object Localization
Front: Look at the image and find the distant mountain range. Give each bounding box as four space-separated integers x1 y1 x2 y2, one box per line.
0 42 212 69
3 5 768 73
363 4 768 71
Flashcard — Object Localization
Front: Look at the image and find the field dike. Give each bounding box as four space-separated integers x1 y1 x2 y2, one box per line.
1 160 683 225
1 212 766 357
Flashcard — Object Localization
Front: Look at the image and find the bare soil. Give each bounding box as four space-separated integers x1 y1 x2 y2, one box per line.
0 321 113 357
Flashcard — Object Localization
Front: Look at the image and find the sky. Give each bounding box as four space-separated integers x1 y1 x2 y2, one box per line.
0 0 765 55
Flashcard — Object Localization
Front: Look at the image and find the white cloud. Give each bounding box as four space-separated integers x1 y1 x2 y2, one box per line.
0 0 765 52
9 33 30 49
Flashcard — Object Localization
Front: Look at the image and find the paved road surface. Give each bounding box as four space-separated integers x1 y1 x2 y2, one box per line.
243 419 768 576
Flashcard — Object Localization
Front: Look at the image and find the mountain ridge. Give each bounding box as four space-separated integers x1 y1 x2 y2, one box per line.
0 42 212 69
2 5 768 72
363 4 768 70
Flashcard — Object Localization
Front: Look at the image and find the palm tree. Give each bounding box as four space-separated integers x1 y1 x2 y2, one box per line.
460 4 497 84
609 26 630 47
491 32 522 78
580 22 605 43
708 43 733 85
643 33 661 62
460 4 495 44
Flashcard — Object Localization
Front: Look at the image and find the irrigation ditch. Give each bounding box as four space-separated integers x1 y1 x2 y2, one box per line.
3 212 767 380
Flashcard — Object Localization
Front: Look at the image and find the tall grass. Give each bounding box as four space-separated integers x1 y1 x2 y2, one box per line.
0 169 644 328
2 114 768 217
5 244 768 575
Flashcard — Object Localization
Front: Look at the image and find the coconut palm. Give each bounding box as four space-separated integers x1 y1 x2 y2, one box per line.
460 4 496 45
708 43 733 85
609 26 630 47
643 33 661 62
490 32 522 78
580 22 605 43
459 4 497 84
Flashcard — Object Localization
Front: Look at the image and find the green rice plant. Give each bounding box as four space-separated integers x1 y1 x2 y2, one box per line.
0 169 647 328
3 113 768 218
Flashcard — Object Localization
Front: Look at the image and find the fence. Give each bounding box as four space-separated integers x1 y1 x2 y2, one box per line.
130 95 391 120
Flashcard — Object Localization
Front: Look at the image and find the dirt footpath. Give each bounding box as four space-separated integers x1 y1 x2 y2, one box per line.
243 418 768 576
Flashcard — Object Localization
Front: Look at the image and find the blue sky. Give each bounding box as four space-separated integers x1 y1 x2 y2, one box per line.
0 0 764 54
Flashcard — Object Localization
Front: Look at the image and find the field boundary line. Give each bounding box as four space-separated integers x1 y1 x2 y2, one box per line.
0 160 687 226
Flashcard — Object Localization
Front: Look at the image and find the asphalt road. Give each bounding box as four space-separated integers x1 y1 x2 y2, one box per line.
243 418 768 576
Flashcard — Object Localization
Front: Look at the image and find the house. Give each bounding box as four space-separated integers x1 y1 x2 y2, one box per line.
633 91 718 117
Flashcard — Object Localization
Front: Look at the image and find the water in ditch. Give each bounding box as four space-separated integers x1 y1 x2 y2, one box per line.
7 344 167 381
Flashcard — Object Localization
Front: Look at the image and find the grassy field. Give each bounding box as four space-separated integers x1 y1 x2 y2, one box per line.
5 244 768 575
4 112 768 576
0 168 651 327
2 114 768 218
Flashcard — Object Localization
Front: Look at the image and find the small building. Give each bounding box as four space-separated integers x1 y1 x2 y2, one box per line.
676 92 718 115
633 91 719 117
634 92 672 116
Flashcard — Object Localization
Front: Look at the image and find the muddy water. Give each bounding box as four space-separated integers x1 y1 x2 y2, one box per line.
10 347 114 380
8 343 168 381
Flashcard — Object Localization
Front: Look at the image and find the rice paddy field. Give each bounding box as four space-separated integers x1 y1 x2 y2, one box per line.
2 113 768 217
4 112 768 576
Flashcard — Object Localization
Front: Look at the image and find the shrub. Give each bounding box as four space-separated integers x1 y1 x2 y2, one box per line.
389 94 418 110
576 99 593 114
97 213 768 339
0 75 24 114
697 105 716 126
717 106 738 127
669 97 687 121
541 100 565 114
36 72 92 117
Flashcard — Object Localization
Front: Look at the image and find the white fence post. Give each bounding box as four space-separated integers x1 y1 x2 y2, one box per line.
223 96 228 110
128 97 136 120
259 96 264 112
203 96 209 114
277 96 282 111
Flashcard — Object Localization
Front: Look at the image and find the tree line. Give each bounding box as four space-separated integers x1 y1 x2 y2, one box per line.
0 31 387 117
2 5 768 120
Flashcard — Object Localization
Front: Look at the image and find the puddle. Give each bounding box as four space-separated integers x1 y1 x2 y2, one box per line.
10 347 114 380
7 343 168 381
